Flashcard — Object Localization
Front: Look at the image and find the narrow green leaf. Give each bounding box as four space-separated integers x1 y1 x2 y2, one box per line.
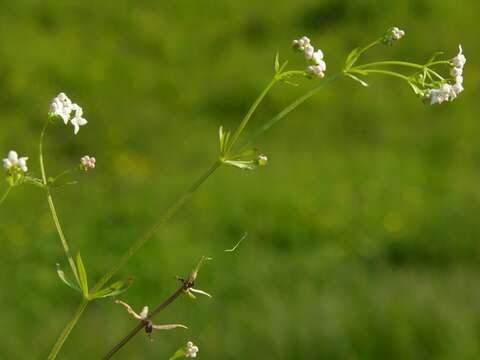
274 53 280 73
169 348 187 360
75 253 89 297
90 278 133 299
344 47 361 70
56 263 81 292
426 51 444 65
224 159 257 170
346 73 369 87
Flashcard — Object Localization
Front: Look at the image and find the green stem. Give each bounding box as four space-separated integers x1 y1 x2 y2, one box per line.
356 60 427 70
355 61 444 80
47 298 89 360
39 121 80 284
226 76 279 153
91 159 222 293
351 68 410 82
357 39 381 58
0 186 12 206
240 74 339 149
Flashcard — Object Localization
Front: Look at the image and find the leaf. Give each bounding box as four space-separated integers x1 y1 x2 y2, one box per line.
345 73 369 87
344 47 361 70
274 53 280 73
56 263 81 292
282 79 300 87
223 159 257 170
229 148 260 161
427 51 444 65
75 253 89 298
169 347 187 360
89 277 134 299
218 126 231 155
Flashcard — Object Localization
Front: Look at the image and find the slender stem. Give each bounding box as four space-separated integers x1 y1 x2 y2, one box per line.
240 74 339 149
103 285 185 359
39 121 80 284
428 60 451 66
91 160 221 293
0 186 12 206
351 68 410 82
50 167 77 185
355 61 444 80
356 60 427 70
356 40 381 58
47 298 89 360
226 76 278 153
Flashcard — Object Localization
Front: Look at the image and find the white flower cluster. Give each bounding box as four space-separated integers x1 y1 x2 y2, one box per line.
428 45 465 105
80 155 96 171
50 92 88 135
186 341 199 358
292 36 326 79
383 27 405 45
3 150 28 173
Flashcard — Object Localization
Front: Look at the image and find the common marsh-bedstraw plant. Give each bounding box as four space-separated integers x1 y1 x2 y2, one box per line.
0 26 465 359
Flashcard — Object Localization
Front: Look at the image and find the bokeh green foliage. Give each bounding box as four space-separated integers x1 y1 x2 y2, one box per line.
0 0 479 358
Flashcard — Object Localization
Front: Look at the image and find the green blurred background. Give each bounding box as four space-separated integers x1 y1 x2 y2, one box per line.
0 0 479 359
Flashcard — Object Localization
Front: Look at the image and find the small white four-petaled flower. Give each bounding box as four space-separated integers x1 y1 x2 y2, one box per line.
3 150 28 173
80 155 96 171
186 341 199 358
50 92 88 134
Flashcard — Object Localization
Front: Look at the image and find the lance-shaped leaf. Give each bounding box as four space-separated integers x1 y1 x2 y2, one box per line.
222 148 267 171
344 46 361 71
169 347 187 360
218 126 231 155
56 263 81 292
345 73 369 87
75 253 89 298
89 277 134 299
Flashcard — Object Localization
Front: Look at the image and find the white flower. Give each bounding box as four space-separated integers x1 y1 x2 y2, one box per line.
80 155 96 171
383 27 405 45
451 82 464 98
49 92 88 134
292 36 311 51
450 66 462 77
312 49 324 65
391 27 405 40
292 35 327 80
70 104 88 135
452 45 466 69
429 83 452 105
306 64 326 79
304 45 315 60
186 341 199 358
3 150 28 173
50 92 73 124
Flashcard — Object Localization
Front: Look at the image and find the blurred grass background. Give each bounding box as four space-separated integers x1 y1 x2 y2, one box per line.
0 0 479 359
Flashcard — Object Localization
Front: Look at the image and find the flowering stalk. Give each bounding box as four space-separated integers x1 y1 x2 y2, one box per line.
43 28 465 358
